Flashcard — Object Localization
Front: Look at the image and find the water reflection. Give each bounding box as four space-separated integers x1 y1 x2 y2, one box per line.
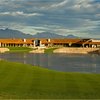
0 53 100 73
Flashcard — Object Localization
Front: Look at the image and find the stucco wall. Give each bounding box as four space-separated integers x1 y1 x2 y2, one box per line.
0 48 9 53
53 47 99 54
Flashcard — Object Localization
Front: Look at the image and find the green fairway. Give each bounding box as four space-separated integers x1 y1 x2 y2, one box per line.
7 47 33 53
44 47 57 53
0 60 100 99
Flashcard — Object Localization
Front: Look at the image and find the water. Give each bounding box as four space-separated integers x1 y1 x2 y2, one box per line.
0 53 100 73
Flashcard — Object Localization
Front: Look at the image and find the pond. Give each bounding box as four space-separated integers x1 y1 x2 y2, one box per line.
0 53 100 73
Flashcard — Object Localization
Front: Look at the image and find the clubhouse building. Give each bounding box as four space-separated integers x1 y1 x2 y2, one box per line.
0 38 100 48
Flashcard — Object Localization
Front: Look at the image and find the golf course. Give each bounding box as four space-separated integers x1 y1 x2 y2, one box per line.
7 47 33 53
0 60 100 99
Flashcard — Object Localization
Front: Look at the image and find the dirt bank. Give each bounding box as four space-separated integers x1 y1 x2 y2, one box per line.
0 48 9 53
53 47 100 54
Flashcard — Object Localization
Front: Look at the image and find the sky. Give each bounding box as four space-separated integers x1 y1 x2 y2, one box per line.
0 0 100 38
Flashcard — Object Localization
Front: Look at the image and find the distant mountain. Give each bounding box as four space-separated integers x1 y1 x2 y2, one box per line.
0 28 32 38
33 32 79 38
66 34 78 38
33 32 67 38
0 28 78 39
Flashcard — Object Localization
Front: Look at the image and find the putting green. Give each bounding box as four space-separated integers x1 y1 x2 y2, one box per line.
7 47 33 52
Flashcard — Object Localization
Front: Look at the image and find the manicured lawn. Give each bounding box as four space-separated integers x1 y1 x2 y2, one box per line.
8 47 33 53
0 60 100 99
44 47 57 53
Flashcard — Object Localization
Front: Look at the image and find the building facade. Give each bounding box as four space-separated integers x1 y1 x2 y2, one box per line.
0 38 100 48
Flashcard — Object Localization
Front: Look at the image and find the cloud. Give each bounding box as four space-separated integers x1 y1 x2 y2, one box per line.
50 0 68 8
0 0 100 38
0 11 43 17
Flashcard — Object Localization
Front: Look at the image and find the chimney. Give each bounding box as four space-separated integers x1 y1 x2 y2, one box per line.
48 39 50 42
23 39 26 42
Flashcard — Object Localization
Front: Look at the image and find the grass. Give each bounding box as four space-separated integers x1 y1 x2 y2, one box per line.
2 46 57 53
0 60 100 99
44 47 58 53
7 47 33 53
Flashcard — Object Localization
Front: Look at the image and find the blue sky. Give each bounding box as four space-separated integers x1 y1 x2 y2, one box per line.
0 0 100 38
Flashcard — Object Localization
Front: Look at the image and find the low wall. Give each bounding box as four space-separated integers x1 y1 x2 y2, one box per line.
53 47 100 54
0 48 9 53
30 49 44 53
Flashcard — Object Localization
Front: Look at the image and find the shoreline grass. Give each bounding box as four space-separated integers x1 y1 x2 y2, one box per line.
0 60 100 99
7 47 33 53
44 47 58 53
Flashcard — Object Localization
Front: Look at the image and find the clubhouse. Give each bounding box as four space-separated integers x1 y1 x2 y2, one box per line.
0 38 100 48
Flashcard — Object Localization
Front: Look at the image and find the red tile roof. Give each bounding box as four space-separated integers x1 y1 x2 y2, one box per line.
0 39 34 44
41 39 81 44
0 38 100 45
